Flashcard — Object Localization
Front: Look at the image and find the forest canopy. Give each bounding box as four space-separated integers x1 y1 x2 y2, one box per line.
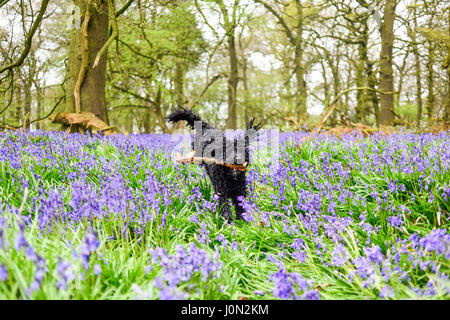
0 0 449 133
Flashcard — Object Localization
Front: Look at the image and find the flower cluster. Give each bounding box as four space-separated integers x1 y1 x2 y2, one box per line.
0 129 448 299
148 244 222 299
79 229 101 270
270 266 320 300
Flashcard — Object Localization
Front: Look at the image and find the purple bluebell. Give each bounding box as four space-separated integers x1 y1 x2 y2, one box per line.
0 265 8 281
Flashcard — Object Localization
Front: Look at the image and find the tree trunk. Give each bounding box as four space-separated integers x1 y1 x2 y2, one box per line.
319 59 332 126
216 0 239 130
22 80 32 129
23 65 34 129
330 55 340 125
15 84 22 127
447 10 450 122
66 0 110 124
174 60 186 108
294 45 307 121
125 111 133 133
367 60 380 125
379 0 397 126
344 46 352 121
360 21 379 125
154 85 170 133
426 42 435 123
143 107 152 133
241 54 250 126
35 85 42 130
410 9 423 124
294 1 306 121
395 53 409 115
225 32 239 129
356 40 368 123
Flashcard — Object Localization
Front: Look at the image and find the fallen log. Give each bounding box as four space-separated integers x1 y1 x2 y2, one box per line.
50 112 127 136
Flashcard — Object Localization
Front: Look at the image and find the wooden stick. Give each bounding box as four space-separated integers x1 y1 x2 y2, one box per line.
176 152 248 171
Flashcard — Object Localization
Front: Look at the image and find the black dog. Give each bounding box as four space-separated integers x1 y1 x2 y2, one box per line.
167 108 262 222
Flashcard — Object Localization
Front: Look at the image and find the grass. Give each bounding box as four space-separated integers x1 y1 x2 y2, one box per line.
0 129 448 300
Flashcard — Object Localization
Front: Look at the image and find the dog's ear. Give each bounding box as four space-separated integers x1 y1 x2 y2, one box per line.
247 118 255 130
247 118 263 131
254 120 263 131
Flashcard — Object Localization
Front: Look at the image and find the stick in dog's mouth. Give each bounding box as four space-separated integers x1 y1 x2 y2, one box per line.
175 151 248 171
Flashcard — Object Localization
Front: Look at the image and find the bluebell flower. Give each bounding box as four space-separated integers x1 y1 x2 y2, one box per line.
79 229 100 270
14 233 28 251
56 260 74 290
419 229 449 258
379 285 395 299
270 266 317 300
331 244 350 267
363 245 384 265
93 264 102 275
253 290 265 296
290 238 305 251
0 265 8 281
292 251 306 263
301 290 320 300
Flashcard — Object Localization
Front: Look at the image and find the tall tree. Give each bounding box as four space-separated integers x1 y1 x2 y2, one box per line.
446 7 450 122
254 0 309 121
218 0 240 129
195 0 243 129
0 0 50 126
108 0 205 133
66 0 114 123
379 0 397 126
406 4 423 124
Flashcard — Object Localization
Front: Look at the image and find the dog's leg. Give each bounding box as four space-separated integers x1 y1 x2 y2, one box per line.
217 194 233 223
229 174 247 221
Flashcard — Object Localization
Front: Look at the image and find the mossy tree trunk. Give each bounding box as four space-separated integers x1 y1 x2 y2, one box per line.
66 0 110 124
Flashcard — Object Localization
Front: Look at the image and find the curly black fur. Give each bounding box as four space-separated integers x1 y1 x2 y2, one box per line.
167 108 262 222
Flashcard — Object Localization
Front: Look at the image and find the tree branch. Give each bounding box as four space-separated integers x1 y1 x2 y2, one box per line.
112 84 155 105
194 0 219 37
253 0 295 44
115 0 134 17
93 0 118 68
316 87 400 133
112 104 151 111
4 95 65 129
0 0 11 8
74 5 91 114
0 0 50 75
187 74 224 110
